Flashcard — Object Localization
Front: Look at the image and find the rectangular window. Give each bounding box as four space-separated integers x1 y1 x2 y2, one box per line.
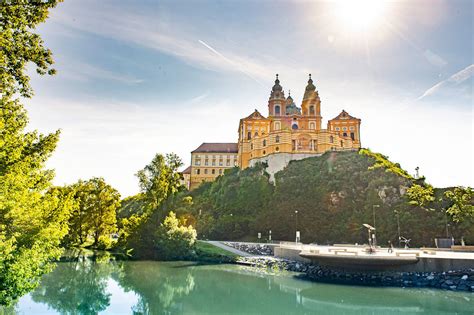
226 160 230 166
219 169 223 174
212 169 215 175
212 160 216 166
204 160 208 166
292 140 296 151
219 160 223 166
351 132 355 140
195 160 201 166
204 169 208 174
195 169 200 175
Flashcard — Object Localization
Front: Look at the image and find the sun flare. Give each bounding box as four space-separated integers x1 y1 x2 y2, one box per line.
333 0 389 32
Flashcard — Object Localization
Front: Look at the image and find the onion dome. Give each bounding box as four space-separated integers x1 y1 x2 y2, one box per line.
269 74 285 100
285 90 302 115
303 73 318 100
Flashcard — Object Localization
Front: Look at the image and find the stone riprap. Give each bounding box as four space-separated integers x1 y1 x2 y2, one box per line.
224 242 274 256
236 256 474 292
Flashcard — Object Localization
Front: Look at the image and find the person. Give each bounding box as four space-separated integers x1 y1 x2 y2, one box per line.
387 240 393 253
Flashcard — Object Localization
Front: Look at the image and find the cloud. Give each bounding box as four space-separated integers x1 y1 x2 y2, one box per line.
46 1 295 84
417 64 474 100
58 59 144 84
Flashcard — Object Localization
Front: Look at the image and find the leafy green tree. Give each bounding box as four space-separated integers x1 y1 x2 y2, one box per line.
66 178 120 248
0 100 73 306
1 0 62 98
445 187 474 223
1 0 69 306
155 211 197 260
136 153 183 211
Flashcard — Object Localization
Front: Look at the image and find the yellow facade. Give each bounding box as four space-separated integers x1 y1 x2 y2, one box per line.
186 143 238 190
237 74 361 169
183 74 362 189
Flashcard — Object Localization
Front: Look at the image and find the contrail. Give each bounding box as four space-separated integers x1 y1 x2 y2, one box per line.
198 40 265 87
418 64 474 100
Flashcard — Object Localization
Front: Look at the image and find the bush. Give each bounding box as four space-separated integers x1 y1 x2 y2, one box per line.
155 212 197 260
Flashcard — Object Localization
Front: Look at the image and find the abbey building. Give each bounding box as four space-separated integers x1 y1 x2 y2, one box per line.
182 74 361 190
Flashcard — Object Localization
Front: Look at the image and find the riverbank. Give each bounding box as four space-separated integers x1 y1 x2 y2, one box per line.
219 242 474 292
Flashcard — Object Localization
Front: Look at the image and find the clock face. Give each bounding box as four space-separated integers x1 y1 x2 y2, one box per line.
292 124 299 130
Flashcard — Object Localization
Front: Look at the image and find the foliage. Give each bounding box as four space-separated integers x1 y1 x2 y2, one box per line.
154 211 197 260
0 0 69 306
1 0 62 98
406 184 435 209
136 153 183 211
445 187 474 222
184 151 474 246
359 148 413 180
0 100 73 306
64 178 120 248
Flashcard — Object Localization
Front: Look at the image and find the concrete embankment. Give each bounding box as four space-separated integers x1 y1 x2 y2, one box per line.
225 242 474 292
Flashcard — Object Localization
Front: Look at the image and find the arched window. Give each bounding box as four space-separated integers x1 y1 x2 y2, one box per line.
275 135 280 143
212 169 215 175
330 135 334 143
309 105 315 115
247 131 251 140
263 139 266 147
254 132 258 137
309 122 315 130
340 140 344 147
343 132 347 137
274 122 281 130
275 105 281 116
292 124 298 130
351 132 355 140
250 143 253 150
275 146 280 152
263 150 266 155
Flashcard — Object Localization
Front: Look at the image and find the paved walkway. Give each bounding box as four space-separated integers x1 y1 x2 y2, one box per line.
205 241 252 257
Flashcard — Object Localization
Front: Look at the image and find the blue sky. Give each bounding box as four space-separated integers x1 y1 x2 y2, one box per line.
26 0 473 197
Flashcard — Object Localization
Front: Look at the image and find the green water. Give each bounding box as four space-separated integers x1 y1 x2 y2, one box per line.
6 260 473 314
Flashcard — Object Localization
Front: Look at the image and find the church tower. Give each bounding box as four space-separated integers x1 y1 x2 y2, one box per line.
301 74 322 130
268 74 285 117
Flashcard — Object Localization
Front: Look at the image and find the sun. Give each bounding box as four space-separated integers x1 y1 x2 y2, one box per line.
333 0 389 32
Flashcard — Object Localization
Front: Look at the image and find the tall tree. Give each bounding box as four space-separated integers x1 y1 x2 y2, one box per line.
136 153 183 211
1 0 69 306
66 178 120 247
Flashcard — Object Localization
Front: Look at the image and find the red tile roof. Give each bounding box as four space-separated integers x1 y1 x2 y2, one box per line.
191 142 238 153
181 166 192 174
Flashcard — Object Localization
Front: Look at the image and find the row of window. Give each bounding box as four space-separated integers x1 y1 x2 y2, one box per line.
195 160 237 166
335 126 355 131
194 154 236 159
194 168 224 175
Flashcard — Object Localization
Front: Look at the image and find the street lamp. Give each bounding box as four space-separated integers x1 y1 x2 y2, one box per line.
394 210 401 247
372 205 380 247
363 223 376 252
295 210 299 243
269 230 272 242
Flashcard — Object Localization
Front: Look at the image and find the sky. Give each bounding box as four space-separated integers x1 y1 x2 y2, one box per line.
25 0 473 197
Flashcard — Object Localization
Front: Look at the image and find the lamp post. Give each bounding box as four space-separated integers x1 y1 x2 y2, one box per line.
295 210 299 243
269 230 272 242
372 205 380 247
395 210 401 247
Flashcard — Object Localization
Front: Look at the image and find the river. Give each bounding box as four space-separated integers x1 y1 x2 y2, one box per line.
6 259 473 314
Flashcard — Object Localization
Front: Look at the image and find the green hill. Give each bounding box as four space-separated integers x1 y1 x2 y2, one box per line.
186 150 473 247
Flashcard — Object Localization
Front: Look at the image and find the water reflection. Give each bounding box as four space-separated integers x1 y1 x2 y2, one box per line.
4 258 473 314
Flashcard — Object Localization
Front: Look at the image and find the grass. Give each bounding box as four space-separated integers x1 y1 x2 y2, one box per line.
194 241 239 263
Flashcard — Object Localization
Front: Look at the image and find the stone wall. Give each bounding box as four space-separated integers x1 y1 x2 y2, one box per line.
224 242 274 256
237 256 474 292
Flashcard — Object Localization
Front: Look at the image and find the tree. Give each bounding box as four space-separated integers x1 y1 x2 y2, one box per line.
136 153 183 211
66 178 120 248
155 211 197 260
0 99 73 306
445 187 474 223
1 0 68 306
